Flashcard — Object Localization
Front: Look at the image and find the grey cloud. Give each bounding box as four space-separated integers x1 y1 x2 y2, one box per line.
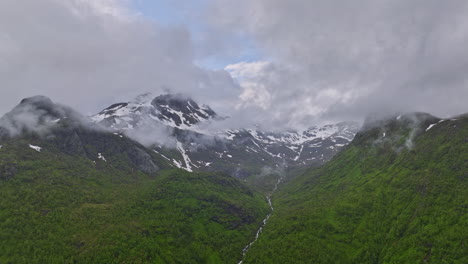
0 95 91 138
2 0 467 133
0 0 240 118
124 123 177 148
209 0 468 126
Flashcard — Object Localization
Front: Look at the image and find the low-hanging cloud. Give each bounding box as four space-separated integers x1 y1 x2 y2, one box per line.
209 0 468 127
124 123 177 148
0 0 240 118
0 95 92 138
1 0 468 133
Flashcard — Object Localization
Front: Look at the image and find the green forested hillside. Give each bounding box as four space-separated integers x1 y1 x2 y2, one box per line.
243 114 468 263
0 136 269 264
1 96 466 264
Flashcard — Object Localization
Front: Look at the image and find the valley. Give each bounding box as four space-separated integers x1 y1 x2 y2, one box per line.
2 1 467 263
239 176 283 264
0 96 466 263
240 113 468 263
91 93 359 179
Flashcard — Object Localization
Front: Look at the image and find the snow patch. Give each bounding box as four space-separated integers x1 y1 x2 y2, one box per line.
29 144 42 152
293 145 304 161
172 159 183 169
154 150 172 162
425 120 445 132
98 153 107 162
113 133 123 138
176 141 193 172
425 123 437 132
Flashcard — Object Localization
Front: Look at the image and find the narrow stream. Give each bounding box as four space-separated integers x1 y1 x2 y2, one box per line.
238 177 283 264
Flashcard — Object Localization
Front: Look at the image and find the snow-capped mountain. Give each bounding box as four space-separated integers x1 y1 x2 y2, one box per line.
0 96 168 175
92 93 218 130
223 123 358 165
92 93 360 177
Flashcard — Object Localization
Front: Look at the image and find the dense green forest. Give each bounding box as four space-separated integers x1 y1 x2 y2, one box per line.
243 114 468 263
1 103 466 264
0 137 269 264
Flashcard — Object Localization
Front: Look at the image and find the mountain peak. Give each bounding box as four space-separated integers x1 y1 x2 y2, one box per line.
0 95 87 138
92 92 217 130
19 95 54 106
151 93 217 124
13 95 74 122
151 93 195 109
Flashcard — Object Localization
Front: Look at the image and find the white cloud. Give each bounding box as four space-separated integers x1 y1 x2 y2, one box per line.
225 61 273 109
237 81 271 110
225 61 271 81
63 0 134 20
209 0 468 123
2 0 467 131
0 0 240 118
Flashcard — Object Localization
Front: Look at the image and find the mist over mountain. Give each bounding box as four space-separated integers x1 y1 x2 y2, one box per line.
90 92 360 178
0 93 360 180
1 93 465 263
240 112 468 263
1 1 467 263
0 95 91 138
2 0 467 130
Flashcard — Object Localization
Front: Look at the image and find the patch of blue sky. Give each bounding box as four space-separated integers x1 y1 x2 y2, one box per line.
132 0 262 70
132 0 206 29
195 37 263 70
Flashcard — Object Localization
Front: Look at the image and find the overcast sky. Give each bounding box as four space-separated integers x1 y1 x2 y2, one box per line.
1 0 467 130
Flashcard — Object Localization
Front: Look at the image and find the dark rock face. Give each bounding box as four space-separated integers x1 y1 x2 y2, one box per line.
55 131 88 157
92 93 218 131
127 147 159 174
0 96 166 176
151 94 216 127
97 103 129 116
92 93 361 178
49 128 161 175
152 94 197 112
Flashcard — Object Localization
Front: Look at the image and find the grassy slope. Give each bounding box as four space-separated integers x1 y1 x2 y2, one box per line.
0 137 269 264
243 115 467 263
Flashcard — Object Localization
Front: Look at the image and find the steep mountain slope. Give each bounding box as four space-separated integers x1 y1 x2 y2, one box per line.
92 93 359 178
0 96 169 174
0 96 270 263
91 93 218 130
242 113 468 263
